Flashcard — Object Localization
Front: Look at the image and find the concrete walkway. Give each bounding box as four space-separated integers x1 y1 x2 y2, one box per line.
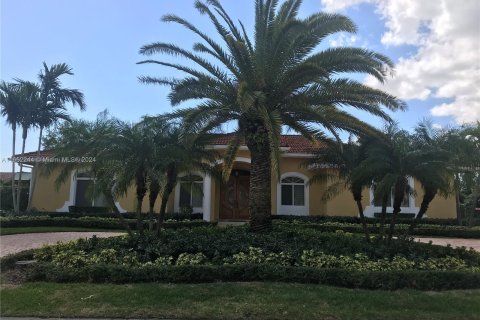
415 237 480 252
0 232 124 257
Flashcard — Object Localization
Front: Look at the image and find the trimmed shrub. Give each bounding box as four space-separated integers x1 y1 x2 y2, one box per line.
0 216 214 230
27 263 480 290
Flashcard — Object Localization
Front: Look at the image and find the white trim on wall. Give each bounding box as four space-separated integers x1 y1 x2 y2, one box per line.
174 172 208 217
56 171 76 212
363 177 419 217
276 172 309 216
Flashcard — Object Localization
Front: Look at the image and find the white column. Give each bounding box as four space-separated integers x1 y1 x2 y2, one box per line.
203 175 212 222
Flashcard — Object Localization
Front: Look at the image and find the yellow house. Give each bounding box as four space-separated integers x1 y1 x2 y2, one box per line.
20 134 456 220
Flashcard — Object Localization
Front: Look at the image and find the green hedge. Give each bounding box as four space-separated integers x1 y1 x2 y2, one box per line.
274 220 480 239
1 211 204 220
271 214 465 226
0 217 214 230
27 263 480 290
0 250 36 271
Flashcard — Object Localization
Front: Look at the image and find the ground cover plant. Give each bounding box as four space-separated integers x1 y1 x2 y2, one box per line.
19 224 479 290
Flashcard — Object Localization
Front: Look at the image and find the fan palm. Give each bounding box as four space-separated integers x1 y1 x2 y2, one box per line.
27 62 86 211
138 0 406 231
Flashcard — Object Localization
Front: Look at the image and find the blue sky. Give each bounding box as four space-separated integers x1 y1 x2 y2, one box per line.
1 0 478 171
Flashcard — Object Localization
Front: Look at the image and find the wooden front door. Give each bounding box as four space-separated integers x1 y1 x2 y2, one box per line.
219 170 250 220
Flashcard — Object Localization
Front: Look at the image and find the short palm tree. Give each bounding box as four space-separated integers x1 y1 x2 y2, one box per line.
141 116 219 235
138 0 406 231
355 123 451 243
43 111 133 236
0 81 23 212
27 62 86 211
308 135 373 241
406 120 452 234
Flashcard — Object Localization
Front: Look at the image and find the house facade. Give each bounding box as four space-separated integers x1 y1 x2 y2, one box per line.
21 135 456 220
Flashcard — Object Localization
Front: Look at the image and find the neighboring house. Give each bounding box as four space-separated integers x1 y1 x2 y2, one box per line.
17 135 456 220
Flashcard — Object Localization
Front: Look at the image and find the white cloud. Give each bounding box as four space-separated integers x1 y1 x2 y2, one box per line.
329 34 358 47
321 0 480 124
321 0 373 12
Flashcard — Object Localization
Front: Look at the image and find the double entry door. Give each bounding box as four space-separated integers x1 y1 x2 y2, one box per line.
219 170 250 220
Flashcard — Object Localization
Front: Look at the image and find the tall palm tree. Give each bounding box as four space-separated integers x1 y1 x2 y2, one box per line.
27 62 86 211
138 0 406 231
14 81 42 212
308 135 374 241
0 81 23 212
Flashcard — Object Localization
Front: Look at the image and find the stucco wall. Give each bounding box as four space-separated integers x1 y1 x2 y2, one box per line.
30 153 457 220
31 166 71 212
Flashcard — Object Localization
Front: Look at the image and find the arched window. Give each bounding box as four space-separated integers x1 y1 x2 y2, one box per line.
277 173 309 215
178 175 204 209
281 177 305 206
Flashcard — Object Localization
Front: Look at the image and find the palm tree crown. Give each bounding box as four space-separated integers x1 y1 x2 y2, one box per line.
138 0 406 231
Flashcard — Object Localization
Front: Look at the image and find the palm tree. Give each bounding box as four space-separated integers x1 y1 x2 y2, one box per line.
43 111 133 236
308 135 373 242
138 0 406 231
13 81 42 212
141 116 219 235
355 123 451 243
27 62 86 211
0 81 23 212
406 120 452 234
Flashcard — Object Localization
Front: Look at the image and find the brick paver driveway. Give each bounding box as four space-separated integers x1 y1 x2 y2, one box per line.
0 232 125 257
415 237 480 252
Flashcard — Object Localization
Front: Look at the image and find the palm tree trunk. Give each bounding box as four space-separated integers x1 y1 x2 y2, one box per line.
16 127 27 213
353 192 370 242
157 167 176 235
454 174 462 223
11 126 17 213
245 127 272 233
388 179 407 244
148 179 160 214
379 194 388 241
108 181 133 237
135 170 147 235
27 126 43 211
407 188 436 236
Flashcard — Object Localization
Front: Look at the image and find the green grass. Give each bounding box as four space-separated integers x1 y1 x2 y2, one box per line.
1 282 480 319
0 226 124 235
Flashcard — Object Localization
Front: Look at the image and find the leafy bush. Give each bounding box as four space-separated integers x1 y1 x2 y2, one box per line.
176 253 207 266
68 206 109 213
224 247 292 266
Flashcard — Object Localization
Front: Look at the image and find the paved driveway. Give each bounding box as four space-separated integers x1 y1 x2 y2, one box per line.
415 237 480 252
0 232 124 257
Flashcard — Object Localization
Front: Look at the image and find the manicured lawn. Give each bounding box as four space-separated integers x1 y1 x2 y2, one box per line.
1 281 480 319
0 226 123 236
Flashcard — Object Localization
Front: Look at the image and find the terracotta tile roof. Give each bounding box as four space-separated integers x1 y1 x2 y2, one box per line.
207 134 325 154
12 150 55 164
0 172 13 182
14 134 323 163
